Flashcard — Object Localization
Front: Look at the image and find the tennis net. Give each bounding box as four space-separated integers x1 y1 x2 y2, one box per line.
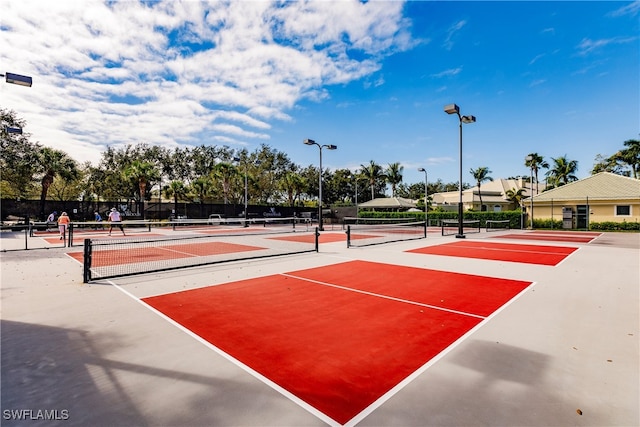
486 219 511 232
345 220 426 247
441 219 481 236
82 227 319 282
68 216 312 247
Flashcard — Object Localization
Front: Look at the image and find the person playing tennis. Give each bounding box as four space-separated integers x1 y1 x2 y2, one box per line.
57 212 70 241
107 207 126 236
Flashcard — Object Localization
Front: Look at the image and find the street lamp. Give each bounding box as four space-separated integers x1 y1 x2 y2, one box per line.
525 154 534 229
304 138 337 231
418 168 428 228
444 103 476 238
1 72 33 87
4 126 23 134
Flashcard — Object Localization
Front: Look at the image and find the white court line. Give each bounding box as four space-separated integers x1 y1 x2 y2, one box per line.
108 279 341 427
107 262 533 427
281 272 486 320
445 243 576 256
346 280 537 427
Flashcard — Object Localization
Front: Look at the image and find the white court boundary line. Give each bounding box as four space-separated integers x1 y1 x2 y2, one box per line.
109 279 340 426
440 242 578 256
107 262 536 427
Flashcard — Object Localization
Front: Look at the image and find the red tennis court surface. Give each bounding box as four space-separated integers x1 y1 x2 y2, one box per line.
408 241 578 266
142 260 531 425
270 232 351 244
492 231 600 243
67 241 264 266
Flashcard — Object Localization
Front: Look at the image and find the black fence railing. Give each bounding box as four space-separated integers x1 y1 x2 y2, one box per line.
1 199 317 223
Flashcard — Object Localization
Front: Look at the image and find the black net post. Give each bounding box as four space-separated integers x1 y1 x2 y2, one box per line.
68 223 74 247
83 239 92 283
315 227 320 252
346 225 351 248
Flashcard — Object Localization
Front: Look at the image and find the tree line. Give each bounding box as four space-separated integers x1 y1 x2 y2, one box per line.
2 108 638 219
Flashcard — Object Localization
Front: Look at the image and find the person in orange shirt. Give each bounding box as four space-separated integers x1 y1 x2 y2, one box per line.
57 211 70 241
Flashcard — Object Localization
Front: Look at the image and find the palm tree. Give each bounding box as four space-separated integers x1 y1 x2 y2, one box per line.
616 139 640 179
546 155 578 187
524 153 549 194
386 162 404 197
164 180 188 218
123 160 160 219
37 147 79 218
469 166 493 211
360 160 386 200
506 187 526 208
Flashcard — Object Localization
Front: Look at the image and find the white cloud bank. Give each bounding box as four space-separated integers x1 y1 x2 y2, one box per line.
1 0 413 164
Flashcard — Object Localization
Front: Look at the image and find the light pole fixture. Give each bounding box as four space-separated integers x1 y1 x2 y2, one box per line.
304 138 337 231
444 103 476 238
525 154 534 229
4 126 23 134
418 167 428 228
1 72 33 87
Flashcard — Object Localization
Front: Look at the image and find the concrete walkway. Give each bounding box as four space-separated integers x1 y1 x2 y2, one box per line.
1 228 638 426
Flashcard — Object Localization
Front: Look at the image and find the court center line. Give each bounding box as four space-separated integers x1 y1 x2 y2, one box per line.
280 273 486 320
155 246 201 257
443 244 574 256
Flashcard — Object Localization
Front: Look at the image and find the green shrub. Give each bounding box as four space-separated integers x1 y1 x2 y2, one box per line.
532 218 563 229
357 210 523 228
590 221 640 231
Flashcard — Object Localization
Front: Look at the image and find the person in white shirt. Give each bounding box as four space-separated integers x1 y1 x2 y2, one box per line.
107 208 126 236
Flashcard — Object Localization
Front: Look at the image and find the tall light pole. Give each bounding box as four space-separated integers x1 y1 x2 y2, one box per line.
525 154 534 229
418 167 428 228
234 156 250 226
444 103 476 238
304 139 337 231
355 176 359 222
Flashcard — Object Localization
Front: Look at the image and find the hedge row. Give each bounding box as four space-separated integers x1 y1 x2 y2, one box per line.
358 210 523 228
589 221 640 231
356 211 639 231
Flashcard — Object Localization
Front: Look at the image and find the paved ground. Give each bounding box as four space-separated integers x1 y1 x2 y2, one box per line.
1 227 638 426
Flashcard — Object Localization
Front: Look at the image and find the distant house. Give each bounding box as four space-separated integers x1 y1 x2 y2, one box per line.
358 197 417 211
529 172 640 228
430 178 542 212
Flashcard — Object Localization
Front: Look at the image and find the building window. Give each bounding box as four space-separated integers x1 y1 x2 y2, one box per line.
615 205 631 216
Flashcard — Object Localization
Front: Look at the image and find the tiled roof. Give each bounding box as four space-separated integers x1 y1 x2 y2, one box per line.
358 197 417 208
430 178 542 204
532 172 640 201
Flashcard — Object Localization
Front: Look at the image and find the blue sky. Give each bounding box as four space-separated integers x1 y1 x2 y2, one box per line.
1 1 638 188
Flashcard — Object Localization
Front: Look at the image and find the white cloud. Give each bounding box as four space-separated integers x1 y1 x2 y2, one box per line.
607 1 640 17
431 67 463 78
576 36 638 55
443 20 467 50
529 54 546 65
0 0 413 164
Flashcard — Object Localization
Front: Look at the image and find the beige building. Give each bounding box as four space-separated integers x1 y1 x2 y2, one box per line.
529 172 640 228
431 178 541 212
